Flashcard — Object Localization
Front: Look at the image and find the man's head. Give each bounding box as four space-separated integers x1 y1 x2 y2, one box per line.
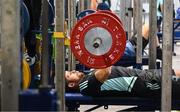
65 70 85 92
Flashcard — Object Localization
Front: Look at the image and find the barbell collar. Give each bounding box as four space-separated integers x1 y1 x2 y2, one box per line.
93 38 102 48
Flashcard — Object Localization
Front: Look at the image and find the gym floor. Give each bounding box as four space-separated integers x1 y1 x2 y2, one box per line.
79 42 180 112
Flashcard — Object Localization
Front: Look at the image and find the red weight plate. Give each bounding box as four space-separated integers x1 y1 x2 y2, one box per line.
70 13 126 69
96 10 123 26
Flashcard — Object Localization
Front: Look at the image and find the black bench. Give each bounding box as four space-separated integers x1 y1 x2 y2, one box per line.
66 93 180 111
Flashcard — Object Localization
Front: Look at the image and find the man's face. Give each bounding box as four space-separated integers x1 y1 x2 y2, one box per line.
65 70 84 83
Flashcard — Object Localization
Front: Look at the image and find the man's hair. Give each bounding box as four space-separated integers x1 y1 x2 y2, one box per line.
65 80 80 93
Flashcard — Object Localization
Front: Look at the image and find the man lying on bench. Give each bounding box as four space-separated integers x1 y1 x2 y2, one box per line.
65 66 180 99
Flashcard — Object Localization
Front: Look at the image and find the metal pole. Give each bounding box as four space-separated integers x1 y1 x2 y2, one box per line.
71 0 77 70
70 0 76 30
161 0 173 111
55 0 65 111
149 0 157 69
0 0 1 109
87 0 91 9
84 0 88 10
67 0 72 71
67 0 74 71
69 0 76 70
119 0 126 30
41 0 50 87
1 0 20 111
133 0 137 35
127 0 132 39
79 0 84 13
0 0 1 49
135 0 142 66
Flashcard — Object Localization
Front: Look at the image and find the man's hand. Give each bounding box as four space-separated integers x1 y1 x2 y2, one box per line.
94 66 112 83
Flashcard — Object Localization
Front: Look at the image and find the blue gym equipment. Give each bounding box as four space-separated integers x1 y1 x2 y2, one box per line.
21 2 30 35
65 93 180 111
19 89 57 111
77 9 96 20
48 1 55 26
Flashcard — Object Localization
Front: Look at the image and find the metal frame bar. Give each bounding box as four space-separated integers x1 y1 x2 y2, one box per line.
70 0 77 70
79 0 84 14
41 0 50 87
67 0 72 71
68 0 76 71
119 0 126 30
161 0 173 111
149 0 157 69
55 0 65 110
134 0 142 66
1 0 20 111
127 0 133 39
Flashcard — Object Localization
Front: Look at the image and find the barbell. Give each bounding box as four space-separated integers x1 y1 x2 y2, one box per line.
71 11 126 69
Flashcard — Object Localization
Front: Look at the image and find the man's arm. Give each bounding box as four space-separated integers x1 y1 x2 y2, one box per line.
94 66 112 83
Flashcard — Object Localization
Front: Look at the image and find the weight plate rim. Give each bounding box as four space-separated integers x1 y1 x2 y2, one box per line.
96 10 123 26
71 13 126 68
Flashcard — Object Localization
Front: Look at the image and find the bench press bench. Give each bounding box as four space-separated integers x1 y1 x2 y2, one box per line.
19 89 180 111
65 93 180 111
